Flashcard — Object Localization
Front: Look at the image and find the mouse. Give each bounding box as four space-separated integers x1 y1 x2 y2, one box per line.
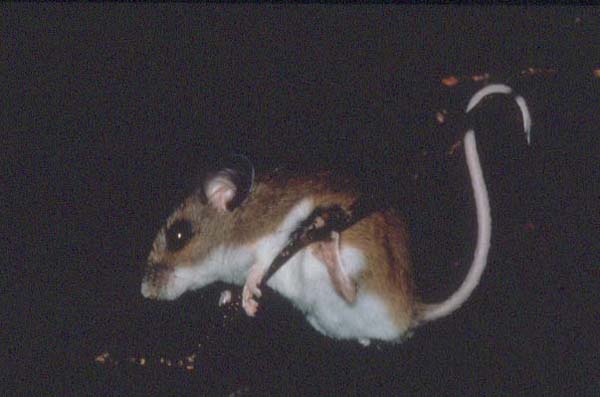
140 84 532 344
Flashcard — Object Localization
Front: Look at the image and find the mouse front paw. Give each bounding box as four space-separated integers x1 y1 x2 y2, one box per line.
242 263 264 317
242 284 261 317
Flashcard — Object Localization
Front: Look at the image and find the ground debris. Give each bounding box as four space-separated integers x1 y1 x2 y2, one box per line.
435 110 448 124
441 72 490 87
441 75 460 87
94 352 110 364
93 350 198 372
228 386 251 397
520 67 558 77
448 140 462 156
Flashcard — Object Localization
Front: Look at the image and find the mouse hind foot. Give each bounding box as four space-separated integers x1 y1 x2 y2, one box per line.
312 231 358 303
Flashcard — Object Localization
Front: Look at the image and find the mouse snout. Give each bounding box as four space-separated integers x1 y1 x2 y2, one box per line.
141 262 171 299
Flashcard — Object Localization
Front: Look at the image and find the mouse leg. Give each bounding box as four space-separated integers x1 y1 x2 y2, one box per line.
242 263 264 317
312 231 357 303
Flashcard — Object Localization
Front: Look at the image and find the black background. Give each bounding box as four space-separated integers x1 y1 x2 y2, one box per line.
4 5 598 396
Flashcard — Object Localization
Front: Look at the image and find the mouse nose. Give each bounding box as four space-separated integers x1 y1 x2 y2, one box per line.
141 262 170 298
140 281 156 299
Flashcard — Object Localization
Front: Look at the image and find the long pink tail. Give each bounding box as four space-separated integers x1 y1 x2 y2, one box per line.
418 84 531 323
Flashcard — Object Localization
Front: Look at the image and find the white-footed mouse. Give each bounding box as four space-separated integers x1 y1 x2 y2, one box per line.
141 84 532 344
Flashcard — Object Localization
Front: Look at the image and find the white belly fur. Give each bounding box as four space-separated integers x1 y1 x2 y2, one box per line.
268 237 404 342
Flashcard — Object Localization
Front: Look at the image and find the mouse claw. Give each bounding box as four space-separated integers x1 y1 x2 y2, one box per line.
218 290 232 307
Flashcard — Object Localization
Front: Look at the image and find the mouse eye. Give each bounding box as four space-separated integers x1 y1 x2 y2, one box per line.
165 220 193 252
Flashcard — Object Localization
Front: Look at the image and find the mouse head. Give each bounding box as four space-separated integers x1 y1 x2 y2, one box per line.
141 156 254 300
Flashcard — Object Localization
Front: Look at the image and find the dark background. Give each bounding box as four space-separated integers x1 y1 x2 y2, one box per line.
4 5 598 396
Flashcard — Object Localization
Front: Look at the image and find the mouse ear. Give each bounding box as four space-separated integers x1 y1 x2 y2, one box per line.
200 154 255 212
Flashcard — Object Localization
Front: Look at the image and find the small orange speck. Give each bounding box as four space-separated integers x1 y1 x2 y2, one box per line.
94 352 109 364
448 140 462 156
593 69 600 78
441 76 459 87
435 111 446 124
471 73 489 82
